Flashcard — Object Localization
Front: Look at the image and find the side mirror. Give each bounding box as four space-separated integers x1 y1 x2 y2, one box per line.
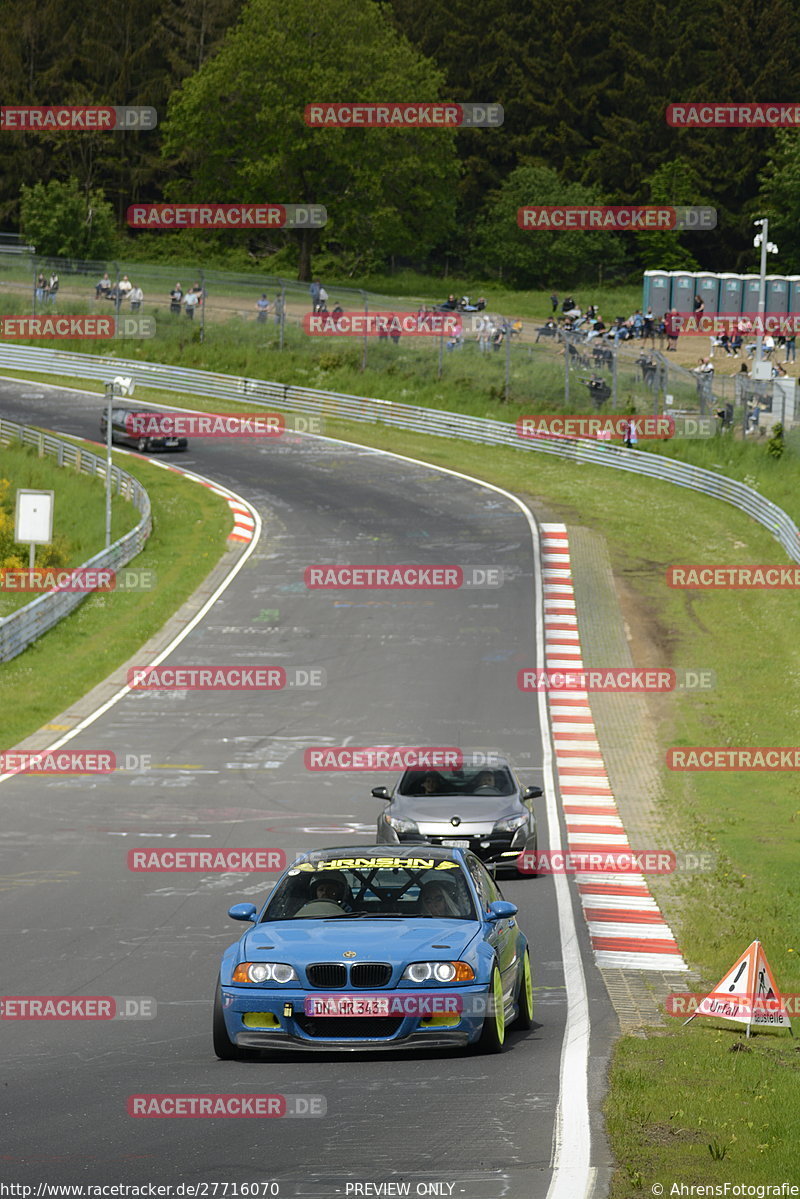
371 786 390 800
522 785 543 800
228 902 257 922
486 900 518 923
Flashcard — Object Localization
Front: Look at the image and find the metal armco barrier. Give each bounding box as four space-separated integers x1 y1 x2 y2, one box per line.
0 416 152 662
0 344 798 566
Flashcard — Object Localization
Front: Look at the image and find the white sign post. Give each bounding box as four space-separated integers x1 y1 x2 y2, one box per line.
15 489 54 573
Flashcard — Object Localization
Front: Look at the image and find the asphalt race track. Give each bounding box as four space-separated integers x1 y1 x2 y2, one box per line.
0 378 616 1198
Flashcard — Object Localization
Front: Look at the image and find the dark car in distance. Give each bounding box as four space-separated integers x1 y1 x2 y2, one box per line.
100 406 188 452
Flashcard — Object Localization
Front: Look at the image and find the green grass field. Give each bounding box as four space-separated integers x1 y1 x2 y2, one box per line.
0 441 140 616
0 436 231 748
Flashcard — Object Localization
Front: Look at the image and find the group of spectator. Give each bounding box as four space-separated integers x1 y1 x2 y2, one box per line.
94 273 144 310
256 293 285 324
438 293 487 312
169 282 204 318
34 272 59 303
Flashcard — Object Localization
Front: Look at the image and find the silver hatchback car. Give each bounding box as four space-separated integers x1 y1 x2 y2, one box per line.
373 755 542 875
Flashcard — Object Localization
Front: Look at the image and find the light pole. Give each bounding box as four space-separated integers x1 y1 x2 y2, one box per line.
752 219 778 381
105 375 135 547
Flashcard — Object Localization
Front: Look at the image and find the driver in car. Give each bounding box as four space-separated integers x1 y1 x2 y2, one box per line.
310 871 352 910
419 879 463 918
474 770 497 789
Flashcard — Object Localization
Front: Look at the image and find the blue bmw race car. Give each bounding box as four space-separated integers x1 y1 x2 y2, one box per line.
213 844 533 1056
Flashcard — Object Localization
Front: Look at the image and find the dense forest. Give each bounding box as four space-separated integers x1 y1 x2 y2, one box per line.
3 0 800 282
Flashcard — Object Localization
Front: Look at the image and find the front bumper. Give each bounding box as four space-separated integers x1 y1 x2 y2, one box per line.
220 984 488 1051
382 828 536 865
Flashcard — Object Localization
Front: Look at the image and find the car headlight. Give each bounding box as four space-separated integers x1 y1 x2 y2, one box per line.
232 962 299 984
492 814 528 833
384 811 419 834
402 961 475 983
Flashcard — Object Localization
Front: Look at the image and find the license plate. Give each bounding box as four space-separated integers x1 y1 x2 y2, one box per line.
304 995 388 1017
441 839 469 848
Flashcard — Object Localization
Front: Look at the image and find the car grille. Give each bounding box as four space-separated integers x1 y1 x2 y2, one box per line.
306 963 347 988
350 963 392 988
295 1015 403 1039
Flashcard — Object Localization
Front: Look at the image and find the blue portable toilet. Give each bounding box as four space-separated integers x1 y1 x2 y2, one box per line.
787 276 800 314
642 270 671 317
669 271 695 316
742 274 762 316
695 272 720 314
718 274 744 314
766 276 789 314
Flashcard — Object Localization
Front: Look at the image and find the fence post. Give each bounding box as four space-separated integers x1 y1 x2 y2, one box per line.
200 269 206 344
361 292 368 372
505 322 511 401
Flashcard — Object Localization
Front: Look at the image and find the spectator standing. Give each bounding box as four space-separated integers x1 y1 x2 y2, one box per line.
550 293 559 313
169 283 183 314
129 284 144 312
256 293 270 322
310 279 321 311
693 294 705 317
623 418 639 448
274 292 284 325
784 334 796 364
643 307 655 347
35 273 46 301
46 272 59 304
664 309 679 351
316 285 328 313
184 289 199 319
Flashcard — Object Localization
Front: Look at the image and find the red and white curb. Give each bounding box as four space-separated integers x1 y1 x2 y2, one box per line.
150 462 258 544
540 521 688 972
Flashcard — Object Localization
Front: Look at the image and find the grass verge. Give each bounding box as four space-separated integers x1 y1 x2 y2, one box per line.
0 438 231 750
0 441 140 616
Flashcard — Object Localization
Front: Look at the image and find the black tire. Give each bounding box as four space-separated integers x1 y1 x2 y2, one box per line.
511 948 534 1030
136 437 148 452
476 965 507 1054
213 981 244 1061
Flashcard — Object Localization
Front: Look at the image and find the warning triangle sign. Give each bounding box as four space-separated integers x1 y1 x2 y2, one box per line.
685 940 792 1034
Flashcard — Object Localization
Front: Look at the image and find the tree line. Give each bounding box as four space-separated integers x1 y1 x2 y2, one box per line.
4 0 800 283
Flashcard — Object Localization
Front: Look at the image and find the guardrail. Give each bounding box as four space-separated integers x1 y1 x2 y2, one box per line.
0 417 152 662
0 344 798 566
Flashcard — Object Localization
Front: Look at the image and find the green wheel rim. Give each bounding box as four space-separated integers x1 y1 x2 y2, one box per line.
523 951 533 1015
493 968 505 1044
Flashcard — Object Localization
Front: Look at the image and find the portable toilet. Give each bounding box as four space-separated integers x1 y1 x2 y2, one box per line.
695 272 720 314
643 269 671 317
718 274 744 314
742 274 762 317
788 276 800 315
766 275 789 315
669 271 695 316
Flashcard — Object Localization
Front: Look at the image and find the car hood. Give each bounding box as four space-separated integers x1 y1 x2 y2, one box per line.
242 919 479 962
393 796 521 824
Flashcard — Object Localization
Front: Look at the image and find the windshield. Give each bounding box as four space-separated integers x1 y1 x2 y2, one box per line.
398 767 514 797
262 858 477 921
